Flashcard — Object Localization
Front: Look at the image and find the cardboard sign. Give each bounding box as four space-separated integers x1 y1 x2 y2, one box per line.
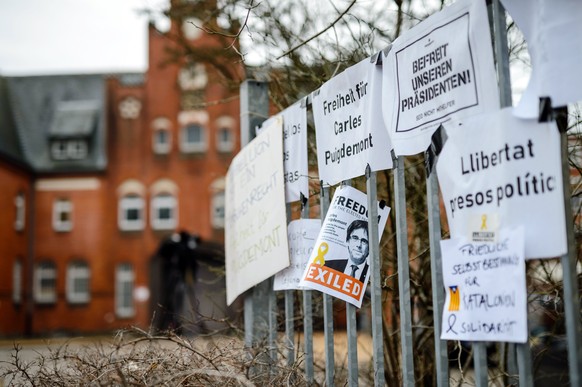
437 107 567 259
501 0 582 118
313 57 393 186
382 0 499 156
274 219 321 291
299 185 390 307
281 102 309 203
225 116 290 305
440 228 528 343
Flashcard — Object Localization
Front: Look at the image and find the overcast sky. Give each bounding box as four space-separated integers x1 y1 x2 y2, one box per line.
0 0 168 76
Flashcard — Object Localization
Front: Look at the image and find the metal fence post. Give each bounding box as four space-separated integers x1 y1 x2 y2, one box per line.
320 182 335 386
240 80 273 359
366 165 386 386
300 193 315 383
425 164 449 387
393 154 415 385
285 204 295 368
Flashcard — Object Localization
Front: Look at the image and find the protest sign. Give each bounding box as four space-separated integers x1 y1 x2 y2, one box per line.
382 0 499 156
313 57 393 186
225 116 289 305
299 185 390 307
440 227 527 343
274 219 321 291
256 103 309 203
437 107 567 259
500 0 582 118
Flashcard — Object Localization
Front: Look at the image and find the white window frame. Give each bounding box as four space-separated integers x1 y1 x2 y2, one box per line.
118 195 145 231
34 261 57 304
180 123 207 153
151 194 177 230
216 127 234 153
53 199 73 232
51 140 68 160
211 190 225 229
14 193 25 231
153 128 171 154
67 140 88 160
13 260 22 304
66 261 90 304
115 263 135 318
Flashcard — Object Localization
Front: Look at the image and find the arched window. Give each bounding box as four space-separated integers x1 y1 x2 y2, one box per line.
34 261 57 304
210 177 226 229
152 117 172 155
117 180 146 231
215 116 236 153
178 110 208 153
115 263 135 318
151 193 178 230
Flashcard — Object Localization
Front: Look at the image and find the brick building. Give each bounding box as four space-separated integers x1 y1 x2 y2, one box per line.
0 7 244 336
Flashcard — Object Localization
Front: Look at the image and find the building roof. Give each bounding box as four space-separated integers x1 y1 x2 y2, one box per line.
0 76 27 167
1 72 143 173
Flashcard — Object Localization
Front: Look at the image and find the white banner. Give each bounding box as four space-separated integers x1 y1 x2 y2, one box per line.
274 219 321 291
382 0 499 156
313 57 393 186
501 0 582 118
282 102 309 203
437 107 567 259
299 185 390 307
225 116 289 305
440 227 528 343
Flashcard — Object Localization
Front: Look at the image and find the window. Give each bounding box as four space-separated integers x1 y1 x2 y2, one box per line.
53 198 73 232
151 193 177 230
66 261 90 304
13 260 22 304
14 192 25 231
119 195 145 231
50 140 88 160
216 127 234 152
180 123 207 153
67 140 88 159
115 263 135 318
34 261 57 304
152 117 172 154
211 190 225 229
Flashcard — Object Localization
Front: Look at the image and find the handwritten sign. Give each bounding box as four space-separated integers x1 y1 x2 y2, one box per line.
382 0 499 155
225 116 289 305
313 58 393 186
440 228 527 343
437 107 566 259
299 185 389 307
273 219 321 291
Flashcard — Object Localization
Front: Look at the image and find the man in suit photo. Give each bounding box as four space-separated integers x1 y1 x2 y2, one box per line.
324 219 370 283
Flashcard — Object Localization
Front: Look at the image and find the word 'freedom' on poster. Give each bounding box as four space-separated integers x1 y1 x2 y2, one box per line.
300 185 390 307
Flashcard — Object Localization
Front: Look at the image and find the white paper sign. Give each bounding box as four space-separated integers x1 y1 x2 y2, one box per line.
440 227 527 343
282 103 309 203
299 185 390 307
501 0 582 118
313 58 393 186
382 0 499 156
225 116 290 305
274 219 321 291
437 107 567 259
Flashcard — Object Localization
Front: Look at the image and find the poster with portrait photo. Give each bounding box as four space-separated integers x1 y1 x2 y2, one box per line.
299 185 390 307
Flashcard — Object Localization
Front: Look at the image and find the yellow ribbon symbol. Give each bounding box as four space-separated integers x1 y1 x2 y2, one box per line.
480 214 487 230
313 242 329 265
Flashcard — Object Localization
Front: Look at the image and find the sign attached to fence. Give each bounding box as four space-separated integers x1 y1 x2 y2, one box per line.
299 185 389 307
500 0 582 118
274 219 321 291
313 58 393 186
440 227 528 343
256 103 309 203
382 0 499 156
437 107 567 259
225 116 290 305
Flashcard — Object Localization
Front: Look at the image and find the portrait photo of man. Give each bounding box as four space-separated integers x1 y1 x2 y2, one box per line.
324 219 370 282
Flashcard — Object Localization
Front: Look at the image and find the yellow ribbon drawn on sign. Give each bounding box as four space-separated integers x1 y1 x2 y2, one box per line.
313 242 329 265
448 285 460 312
481 214 488 230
